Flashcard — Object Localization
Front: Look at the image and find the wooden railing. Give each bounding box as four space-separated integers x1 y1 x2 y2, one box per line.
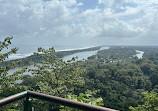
0 90 118 111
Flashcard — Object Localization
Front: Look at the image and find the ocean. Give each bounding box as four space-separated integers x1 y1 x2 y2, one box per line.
3 45 96 60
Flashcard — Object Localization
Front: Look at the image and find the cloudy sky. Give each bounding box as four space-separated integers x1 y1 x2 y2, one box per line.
0 0 158 47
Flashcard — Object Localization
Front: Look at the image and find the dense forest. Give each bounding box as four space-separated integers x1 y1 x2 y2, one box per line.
83 47 158 110
1 37 158 111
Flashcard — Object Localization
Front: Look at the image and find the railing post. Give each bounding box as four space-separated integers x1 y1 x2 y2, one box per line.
24 97 32 111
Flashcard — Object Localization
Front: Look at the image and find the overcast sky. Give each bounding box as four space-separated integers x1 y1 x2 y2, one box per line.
0 0 158 46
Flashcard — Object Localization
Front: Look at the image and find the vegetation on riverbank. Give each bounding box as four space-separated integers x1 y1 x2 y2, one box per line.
1 37 158 110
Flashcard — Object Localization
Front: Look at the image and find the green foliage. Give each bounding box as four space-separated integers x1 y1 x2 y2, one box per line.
129 91 158 111
136 51 140 54
17 46 158 110
95 47 136 62
0 37 18 61
0 37 28 110
29 47 85 97
82 47 158 110
0 37 26 93
20 47 87 110
2 42 158 111
67 90 103 106
59 90 103 111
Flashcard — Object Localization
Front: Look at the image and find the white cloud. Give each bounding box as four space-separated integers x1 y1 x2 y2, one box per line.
0 0 158 45
77 2 83 6
0 0 78 37
98 0 125 9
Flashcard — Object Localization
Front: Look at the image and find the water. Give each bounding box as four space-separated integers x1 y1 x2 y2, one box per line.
63 47 109 61
8 46 109 77
8 65 35 76
4 45 95 60
7 46 109 83
62 50 98 61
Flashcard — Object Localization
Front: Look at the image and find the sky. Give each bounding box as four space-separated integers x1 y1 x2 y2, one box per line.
0 0 158 47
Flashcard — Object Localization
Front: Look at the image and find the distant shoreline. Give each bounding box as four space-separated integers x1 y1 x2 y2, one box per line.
2 46 103 68
7 46 102 61
56 46 99 52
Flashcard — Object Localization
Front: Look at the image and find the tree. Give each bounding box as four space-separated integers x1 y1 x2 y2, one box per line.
29 47 85 97
0 37 26 93
63 90 103 111
67 90 103 106
0 37 27 110
27 47 86 110
129 91 158 111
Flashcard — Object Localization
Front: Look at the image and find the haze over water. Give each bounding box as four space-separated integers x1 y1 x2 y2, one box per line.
5 45 96 60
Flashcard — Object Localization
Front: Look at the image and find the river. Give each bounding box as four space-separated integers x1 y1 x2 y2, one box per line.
8 46 110 76
62 47 109 61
